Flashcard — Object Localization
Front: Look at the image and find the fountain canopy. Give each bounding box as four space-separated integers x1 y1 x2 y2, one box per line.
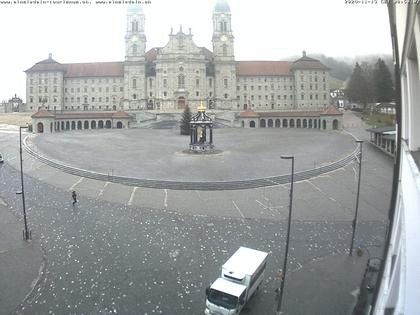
189 103 214 152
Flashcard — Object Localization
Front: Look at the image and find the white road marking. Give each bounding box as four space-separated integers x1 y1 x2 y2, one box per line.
97 182 109 197
232 200 245 218
69 177 84 191
306 180 323 193
127 187 138 206
164 189 168 208
255 199 267 209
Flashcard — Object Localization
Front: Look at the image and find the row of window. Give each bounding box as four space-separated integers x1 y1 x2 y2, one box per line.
30 77 123 85
237 76 294 83
29 78 59 85
238 95 294 101
29 96 59 103
299 84 327 90
64 96 118 103
63 86 123 93
300 76 326 83
64 78 123 84
237 85 294 91
300 94 328 100
30 86 59 93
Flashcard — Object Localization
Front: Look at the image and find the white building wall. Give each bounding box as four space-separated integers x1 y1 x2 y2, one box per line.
373 4 420 314
64 76 124 111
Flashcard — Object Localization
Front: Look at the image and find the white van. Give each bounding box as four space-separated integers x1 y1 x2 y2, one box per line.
205 247 268 315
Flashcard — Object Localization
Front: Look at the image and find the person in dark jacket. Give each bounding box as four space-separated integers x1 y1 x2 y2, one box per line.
72 190 77 205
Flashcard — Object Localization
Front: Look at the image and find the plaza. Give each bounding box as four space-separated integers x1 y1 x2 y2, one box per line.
0 112 393 314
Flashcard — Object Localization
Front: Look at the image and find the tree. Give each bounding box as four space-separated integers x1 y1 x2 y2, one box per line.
360 61 375 104
180 105 192 135
373 58 395 102
346 62 370 109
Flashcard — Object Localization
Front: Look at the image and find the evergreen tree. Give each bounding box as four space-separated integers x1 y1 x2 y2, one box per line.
180 105 192 135
373 58 395 102
346 62 370 109
360 61 375 103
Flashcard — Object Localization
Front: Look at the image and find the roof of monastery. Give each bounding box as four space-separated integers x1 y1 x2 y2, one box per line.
64 62 124 77
238 106 342 119
291 52 330 71
31 110 132 120
26 51 328 77
236 61 293 76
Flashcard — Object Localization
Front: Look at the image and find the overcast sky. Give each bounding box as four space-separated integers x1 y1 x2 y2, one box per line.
0 0 392 102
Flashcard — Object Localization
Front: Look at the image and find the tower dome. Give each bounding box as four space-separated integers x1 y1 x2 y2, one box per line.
127 4 143 14
213 0 230 13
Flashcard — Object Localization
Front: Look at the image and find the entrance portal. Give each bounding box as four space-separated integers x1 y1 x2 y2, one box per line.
177 97 186 110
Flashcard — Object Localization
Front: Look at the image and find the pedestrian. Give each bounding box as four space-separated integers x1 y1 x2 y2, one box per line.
72 190 77 205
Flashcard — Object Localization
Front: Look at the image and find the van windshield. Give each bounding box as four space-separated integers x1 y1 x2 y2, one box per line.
207 289 238 309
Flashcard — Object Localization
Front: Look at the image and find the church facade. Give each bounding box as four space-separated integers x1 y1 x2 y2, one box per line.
25 0 331 114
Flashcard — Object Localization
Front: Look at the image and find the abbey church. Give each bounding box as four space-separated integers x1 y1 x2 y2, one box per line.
25 0 335 115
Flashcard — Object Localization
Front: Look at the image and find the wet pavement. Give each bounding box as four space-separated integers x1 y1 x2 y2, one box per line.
0 111 392 314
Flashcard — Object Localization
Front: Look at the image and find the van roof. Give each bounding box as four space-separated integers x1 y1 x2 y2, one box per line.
211 278 247 298
223 247 268 276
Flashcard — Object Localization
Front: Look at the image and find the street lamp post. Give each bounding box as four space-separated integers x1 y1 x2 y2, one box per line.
276 155 295 314
349 140 363 256
19 126 31 240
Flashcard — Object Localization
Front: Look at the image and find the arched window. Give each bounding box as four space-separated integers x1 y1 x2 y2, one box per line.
290 119 295 128
268 119 273 128
333 119 339 130
91 120 96 129
132 44 137 55
222 44 227 56
84 121 89 129
178 74 185 89
297 119 301 128
283 119 288 128
275 119 281 128
260 119 266 128
132 21 138 32
303 119 307 128
116 121 123 129
250 121 255 128
37 122 44 133
133 78 137 89
77 121 82 130
322 120 326 130
71 121 76 130
308 119 313 128
98 120 104 129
